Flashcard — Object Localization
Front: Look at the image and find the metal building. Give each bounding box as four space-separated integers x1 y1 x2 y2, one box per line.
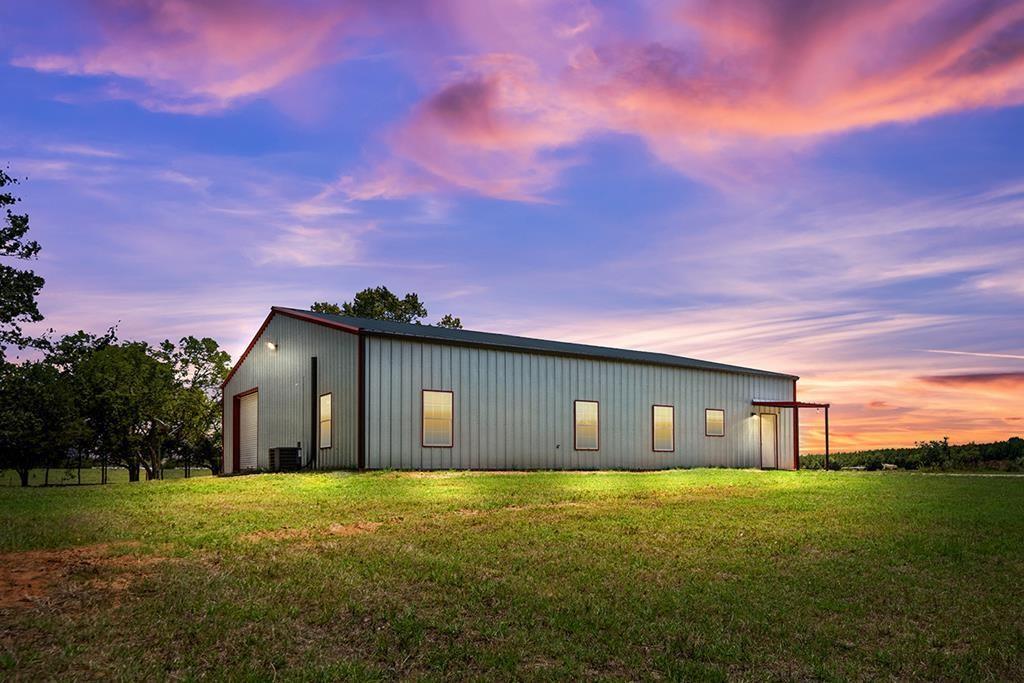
221 307 828 473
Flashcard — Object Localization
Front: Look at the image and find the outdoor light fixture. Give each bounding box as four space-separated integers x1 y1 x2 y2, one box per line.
266 341 278 351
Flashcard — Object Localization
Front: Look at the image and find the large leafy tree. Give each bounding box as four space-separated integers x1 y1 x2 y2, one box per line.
76 341 177 481
156 336 231 474
312 286 463 328
0 360 80 486
0 167 46 354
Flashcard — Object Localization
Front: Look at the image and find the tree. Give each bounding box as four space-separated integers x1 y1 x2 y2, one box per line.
436 314 463 329
76 342 177 481
312 286 463 328
0 167 46 355
156 336 231 474
0 360 80 486
309 301 343 315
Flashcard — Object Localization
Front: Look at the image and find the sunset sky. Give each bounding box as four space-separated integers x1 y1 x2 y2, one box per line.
2 0 1023 452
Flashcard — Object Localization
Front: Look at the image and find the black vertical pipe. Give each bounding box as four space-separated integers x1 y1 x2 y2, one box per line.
357 334 366 470
310 356 318 469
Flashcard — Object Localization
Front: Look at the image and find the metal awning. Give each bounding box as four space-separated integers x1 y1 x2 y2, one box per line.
752 400 829 409
752 400 832 468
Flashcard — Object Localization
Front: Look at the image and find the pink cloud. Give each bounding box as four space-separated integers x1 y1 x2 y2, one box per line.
387 55 583 201
17 1 1024 185
376 0 1024 197
12 0 361 113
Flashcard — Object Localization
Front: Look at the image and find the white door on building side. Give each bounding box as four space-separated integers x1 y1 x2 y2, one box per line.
239 392 258 470
760 413 778 469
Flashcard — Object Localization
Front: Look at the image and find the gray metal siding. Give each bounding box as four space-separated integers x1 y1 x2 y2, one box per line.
364 337 795 470
223 315 359 472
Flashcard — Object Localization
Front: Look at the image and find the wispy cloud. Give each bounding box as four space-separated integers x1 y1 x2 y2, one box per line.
250 225 366 267
924 350 1024 361
919 372 1024 388
44 143 123 159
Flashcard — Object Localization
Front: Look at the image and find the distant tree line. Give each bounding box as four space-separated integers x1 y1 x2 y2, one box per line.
800 437 1024 472
1 330 230 485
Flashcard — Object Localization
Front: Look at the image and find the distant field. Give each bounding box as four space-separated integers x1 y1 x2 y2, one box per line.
1 469 1022 680
0 467 212 486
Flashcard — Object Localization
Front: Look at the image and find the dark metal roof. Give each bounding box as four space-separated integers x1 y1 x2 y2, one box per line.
273 306 798 380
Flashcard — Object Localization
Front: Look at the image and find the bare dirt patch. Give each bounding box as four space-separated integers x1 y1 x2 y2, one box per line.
328 521 382 536
0 542 167 609
242 521 383 543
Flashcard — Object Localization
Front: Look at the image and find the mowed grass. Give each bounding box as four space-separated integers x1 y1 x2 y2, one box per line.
1 470 1022 680
0 467 212 487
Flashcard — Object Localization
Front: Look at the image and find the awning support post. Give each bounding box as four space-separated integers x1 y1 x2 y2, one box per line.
824 406 830 470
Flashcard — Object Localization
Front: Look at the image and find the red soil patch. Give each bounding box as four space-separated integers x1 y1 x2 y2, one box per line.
0 542 164 609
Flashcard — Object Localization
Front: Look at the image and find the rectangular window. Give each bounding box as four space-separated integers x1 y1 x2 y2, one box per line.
574 400 599 451
705 408 725 437
422 390 454 447
319 393 332 449
653 405 674 452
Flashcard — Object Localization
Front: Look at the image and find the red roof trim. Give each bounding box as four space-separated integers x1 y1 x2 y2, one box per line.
271 306 362 335
221 310 275 389
220 308 363 389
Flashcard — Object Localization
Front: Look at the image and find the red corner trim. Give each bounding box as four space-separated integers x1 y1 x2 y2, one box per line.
793 379 800 470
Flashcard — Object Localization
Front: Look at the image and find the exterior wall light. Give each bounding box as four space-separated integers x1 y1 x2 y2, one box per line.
266 342 278 351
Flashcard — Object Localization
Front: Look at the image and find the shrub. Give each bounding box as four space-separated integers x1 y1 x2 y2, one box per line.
800 437 1023 472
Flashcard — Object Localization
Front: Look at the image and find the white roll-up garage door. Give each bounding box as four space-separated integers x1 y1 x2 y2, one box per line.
239 392 258 470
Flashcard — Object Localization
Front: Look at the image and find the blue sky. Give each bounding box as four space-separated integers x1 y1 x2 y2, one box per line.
2 0 1024 449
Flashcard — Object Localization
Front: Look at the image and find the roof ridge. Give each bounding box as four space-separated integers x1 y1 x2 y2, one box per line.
271 306 797 380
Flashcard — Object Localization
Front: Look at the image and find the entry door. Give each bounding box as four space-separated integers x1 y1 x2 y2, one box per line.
239 392 258 470
759 413 778 469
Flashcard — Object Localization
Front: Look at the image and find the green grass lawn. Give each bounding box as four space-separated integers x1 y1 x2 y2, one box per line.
1 469 1022 680
0 467 212 487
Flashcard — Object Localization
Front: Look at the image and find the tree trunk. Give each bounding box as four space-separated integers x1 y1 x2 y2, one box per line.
148 447 162 481
44 466 50 486
128 461 140 482
18 469 30 487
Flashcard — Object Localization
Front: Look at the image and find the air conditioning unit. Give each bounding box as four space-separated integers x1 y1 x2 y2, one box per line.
268 447 302 472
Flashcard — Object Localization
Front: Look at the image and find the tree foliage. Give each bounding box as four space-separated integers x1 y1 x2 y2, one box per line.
0 167 46 354
0 360 81 486
75 341 178 481
1 329 232 484
436 313 463 329
312 286 463 328
156 336 231 474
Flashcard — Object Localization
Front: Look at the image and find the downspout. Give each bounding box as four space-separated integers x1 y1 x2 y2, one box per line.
309 356 318 470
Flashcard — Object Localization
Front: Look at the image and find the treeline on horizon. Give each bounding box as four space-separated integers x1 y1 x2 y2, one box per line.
800 437 1024 472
